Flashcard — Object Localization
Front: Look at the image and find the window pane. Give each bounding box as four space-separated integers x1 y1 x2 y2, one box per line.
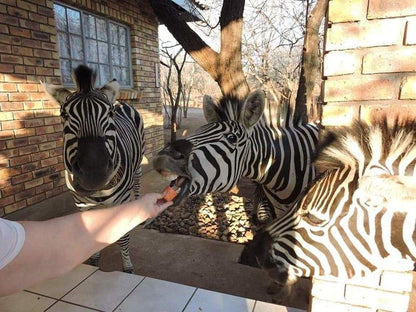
120 47 127 66
86 39 98 62
119 27 126 46
111 45 120 65
87 63 99 86
60 59 72 84
70 35 84 60
67 8 81 34
54 4 67 31
58 32 70 58
98 41 109 64
71 60 83 72
113 66 121 81
96 18 107 41
121 68 129 84
110 23 118 44
100 65 110 85
85 15 96 39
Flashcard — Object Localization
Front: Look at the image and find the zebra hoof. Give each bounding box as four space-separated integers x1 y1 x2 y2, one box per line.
86 258 100 267
123 267 134 274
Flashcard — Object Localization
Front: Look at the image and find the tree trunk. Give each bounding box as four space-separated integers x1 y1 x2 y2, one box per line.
150 0 250 100
294 0 328 124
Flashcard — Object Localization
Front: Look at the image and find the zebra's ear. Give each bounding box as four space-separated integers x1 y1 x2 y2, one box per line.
240 90 265 128
41 81 72 106
203 95 220 123
100 79 120 104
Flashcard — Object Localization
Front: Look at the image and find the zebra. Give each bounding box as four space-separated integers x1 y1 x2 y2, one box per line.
153 90 319 223
43 65 144 273
240 116 416 300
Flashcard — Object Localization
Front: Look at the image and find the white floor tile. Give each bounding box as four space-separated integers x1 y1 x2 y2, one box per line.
47 301 100 312
183 288 255 312
62 270 144 312
115 277 195 312
0 291 56 312
254 301 306 312
27 264 98 299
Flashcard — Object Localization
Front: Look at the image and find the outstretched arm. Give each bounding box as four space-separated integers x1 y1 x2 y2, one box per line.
0 193 171 297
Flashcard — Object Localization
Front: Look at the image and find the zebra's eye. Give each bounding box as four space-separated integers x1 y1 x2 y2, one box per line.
225 133 237 143
60 111 69 120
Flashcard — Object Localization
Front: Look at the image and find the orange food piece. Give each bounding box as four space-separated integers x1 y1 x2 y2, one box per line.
162 185 178 202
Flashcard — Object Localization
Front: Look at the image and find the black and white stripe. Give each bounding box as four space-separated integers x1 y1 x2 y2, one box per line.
241 117 416 287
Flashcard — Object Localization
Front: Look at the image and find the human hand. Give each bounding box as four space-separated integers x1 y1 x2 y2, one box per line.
138 193 173 218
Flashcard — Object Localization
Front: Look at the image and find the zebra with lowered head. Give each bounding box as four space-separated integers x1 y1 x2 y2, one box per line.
43 65 144 273
153 90 319 224
240 116 416 299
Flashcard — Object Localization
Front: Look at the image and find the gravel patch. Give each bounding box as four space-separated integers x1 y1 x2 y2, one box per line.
147 192 258 244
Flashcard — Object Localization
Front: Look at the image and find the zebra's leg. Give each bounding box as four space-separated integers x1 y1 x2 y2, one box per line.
86 251 101 267
133 167 142 199
117 233 134 273
254 184 274 225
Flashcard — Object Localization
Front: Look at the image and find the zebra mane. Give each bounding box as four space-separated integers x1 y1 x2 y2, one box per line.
215 95 295 129
73 65 96 93
315 116 416 172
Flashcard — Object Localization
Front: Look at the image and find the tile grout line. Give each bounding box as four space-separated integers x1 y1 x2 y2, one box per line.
251 300 258 312
181 287 199 312
111 275 147 312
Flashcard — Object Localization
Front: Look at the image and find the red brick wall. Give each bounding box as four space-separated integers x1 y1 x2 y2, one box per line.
0 0 163 216
322 0 416 125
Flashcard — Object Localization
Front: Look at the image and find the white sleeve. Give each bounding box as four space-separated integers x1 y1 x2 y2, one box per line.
0 219 25 270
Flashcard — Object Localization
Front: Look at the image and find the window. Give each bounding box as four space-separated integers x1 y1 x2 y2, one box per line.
53 3 132 87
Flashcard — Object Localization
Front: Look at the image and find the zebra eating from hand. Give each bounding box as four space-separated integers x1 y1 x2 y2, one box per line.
43 65 144 273
153 90 319 224
240 116 416 301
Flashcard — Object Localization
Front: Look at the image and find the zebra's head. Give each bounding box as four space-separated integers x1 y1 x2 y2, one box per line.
153 90 265 203
43 65 119 193
241 117 416 282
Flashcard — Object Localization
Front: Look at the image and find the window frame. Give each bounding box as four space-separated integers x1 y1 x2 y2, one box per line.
54 2 133 88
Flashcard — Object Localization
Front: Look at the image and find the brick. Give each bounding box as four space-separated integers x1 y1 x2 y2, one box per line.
9 26 31 38
380 271 413 292
0 111 13 120
10 154 31 166
311 278 345 302
2 120 24 130
7 6 28 19
19 145 39 155
1 184 24 197
36 181 53 194
31 151 49 161
11 45 33 56
400 76 416 99
17 83 38 92
31 31 49 41
1 15 19 27
28 12 47 25
326 19 404 51
14 127 36 138
24 118 44 127
21 161 39 173
329 0 366 23
0 196 16 209
0 64 14 73
14 65 36 75
4 200 26 214
6 137 28 148
15 187 36 201
325 75 400 102
1 54 23 64
363 46 416 74
310 298 373 312
324 51 360 76
322 104 359 126
0 130 14 140
33 167 50 178
33 48 52 58
368 0 416 19
23 56 43 66
19 19 40 31
41 157 58 167
24 177 43 189
0 44 11 53
16 0 38 13
405 20 416 45
11 172 32 184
